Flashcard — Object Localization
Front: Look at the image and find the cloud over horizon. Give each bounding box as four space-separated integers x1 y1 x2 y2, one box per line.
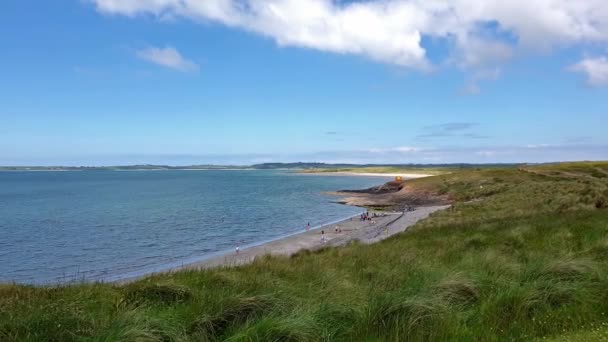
4 143 607 167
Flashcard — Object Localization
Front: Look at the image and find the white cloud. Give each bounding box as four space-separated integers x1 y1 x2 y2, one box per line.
569 56 608 86
526 144 552 149
459 67 502 95
476 150 497 157
94 0 608 73
91 0 178 17
393 146 420 153
136 46 199 72
456 38 514 69
365 146 420 154
460 83 481 95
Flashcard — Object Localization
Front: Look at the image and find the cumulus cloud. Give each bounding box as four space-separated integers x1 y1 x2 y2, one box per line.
92 0 608 73
136 46 199 72
569 56 608 86
455 37 514 69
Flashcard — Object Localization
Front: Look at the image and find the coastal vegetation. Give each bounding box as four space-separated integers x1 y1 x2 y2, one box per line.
1 162 608 341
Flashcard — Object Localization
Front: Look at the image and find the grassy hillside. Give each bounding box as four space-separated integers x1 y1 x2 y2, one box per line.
1 162 608 341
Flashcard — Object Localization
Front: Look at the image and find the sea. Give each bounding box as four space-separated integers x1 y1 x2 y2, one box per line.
0 170 390 284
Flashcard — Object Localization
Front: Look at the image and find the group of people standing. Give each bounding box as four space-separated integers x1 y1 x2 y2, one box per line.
360 211 380 221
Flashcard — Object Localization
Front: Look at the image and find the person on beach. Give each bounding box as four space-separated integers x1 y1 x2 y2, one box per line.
306 222 310 231
235 243 240 255
321 230 326 244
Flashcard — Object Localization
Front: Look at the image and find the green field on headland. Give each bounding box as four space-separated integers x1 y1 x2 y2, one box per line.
2 162 608 341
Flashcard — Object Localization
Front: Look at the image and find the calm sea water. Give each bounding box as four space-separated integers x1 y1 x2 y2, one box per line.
0 170 389 284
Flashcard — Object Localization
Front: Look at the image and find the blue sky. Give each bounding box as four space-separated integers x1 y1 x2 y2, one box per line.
1 0 607 165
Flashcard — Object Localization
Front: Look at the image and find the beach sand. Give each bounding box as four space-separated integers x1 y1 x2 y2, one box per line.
332 172 433 178
302 171 433 178
118 205 448 283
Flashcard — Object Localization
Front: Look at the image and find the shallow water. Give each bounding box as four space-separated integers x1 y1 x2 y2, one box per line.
0 170 389 284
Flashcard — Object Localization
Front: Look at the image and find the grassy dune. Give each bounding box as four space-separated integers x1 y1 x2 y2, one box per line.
2 162 608 341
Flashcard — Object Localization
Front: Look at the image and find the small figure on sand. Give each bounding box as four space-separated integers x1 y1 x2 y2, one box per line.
235 243 240 255
306 222 310 232
321 230 326 244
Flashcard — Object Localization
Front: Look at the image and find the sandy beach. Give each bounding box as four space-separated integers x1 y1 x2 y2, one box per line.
181 205 449 268
303 171 434 178
118 205 448 283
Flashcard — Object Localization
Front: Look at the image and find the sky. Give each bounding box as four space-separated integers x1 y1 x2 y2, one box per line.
1 0 607 166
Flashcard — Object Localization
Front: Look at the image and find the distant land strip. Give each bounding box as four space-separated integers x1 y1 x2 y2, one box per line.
0 162 526 172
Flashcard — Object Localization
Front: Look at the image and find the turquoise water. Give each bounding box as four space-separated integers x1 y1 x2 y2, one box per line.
0 170 389 284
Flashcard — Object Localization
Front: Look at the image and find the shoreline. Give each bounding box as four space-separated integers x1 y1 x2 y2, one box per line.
115 205 449 284
104 212 362 283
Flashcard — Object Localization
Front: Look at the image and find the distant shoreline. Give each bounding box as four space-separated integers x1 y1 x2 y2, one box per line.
112 168 256 172
0 162 516 173
0 169 435 178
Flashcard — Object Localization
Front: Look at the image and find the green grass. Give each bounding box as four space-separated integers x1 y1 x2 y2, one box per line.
541 325 608 341
2 162 608 341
